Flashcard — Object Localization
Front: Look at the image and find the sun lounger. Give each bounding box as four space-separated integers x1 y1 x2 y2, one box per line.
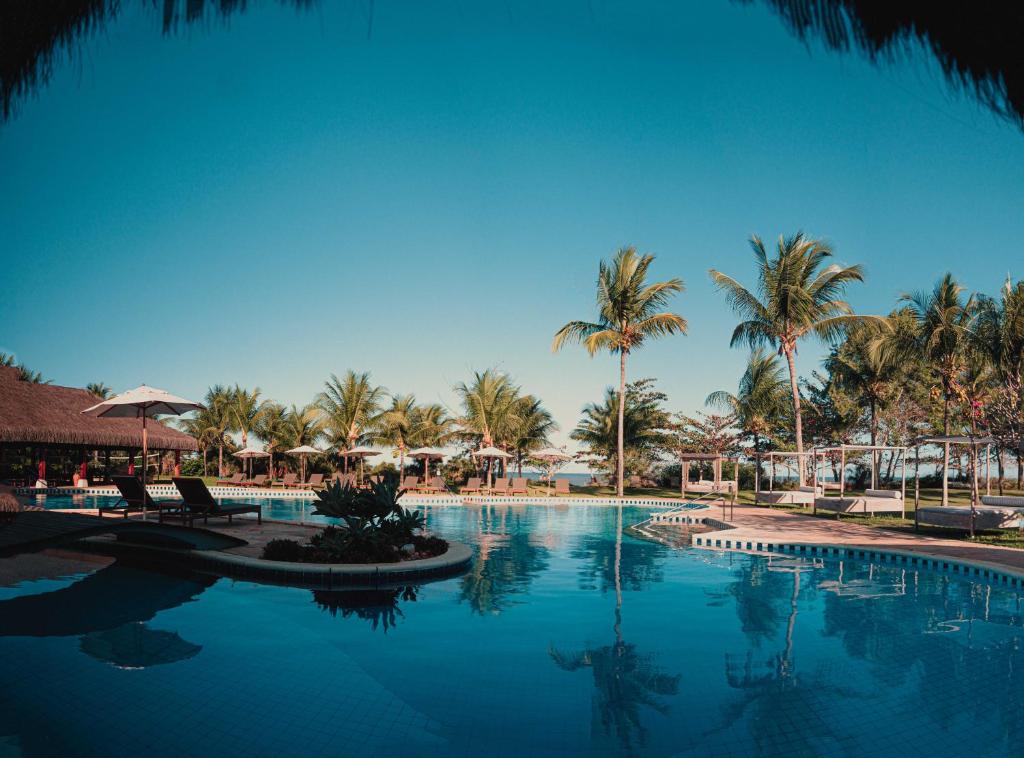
272 473 297 489
685 480 737 493
510 478 529 496
917 495 1024 530
490 477 510 495
102 475 182 519
215 473 244 487
304 473 326 489
757 485 820 505
815 488 905 516
461 477 483 494
555 479 571 496
401 476 421 491
239 474 267 488
170 477 262 526
417 476 447 494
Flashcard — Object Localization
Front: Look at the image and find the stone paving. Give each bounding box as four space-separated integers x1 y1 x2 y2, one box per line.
689 502 1024 574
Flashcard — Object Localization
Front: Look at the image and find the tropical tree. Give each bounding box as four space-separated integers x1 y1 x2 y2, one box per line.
572 379 670 480
975 278 1024 488
706 349 789 488
0 353 49 384
253 402 289 477
508 396 558 476
709 233 870 482
455 369 526 477
227 385 267 449
409 403 454 448
203 385 235 476
318 371 387 470
177 405 224 477
900 273 978 437
281 403 324 450
373 394 418 479
900 274 979 502
86 382 112 399
554 247 687 496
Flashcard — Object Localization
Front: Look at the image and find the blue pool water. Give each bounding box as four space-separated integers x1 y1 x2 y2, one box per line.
2 503 1023 756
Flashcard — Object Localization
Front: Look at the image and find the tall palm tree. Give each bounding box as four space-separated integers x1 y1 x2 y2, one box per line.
554 247 686 496
318 371 387 471
900 273 978 505
706 349 789 491
373 394 418 479
709 233 869 482
409 403 455 448
86 382 112 399
900 273 977 436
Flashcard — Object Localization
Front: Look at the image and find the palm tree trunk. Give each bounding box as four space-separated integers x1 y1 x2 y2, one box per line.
218 444 224 477
203 448 208 477
942 390 951 506
783 348 804 485
617 350 627 497
753 433 761 494
869 398 878 489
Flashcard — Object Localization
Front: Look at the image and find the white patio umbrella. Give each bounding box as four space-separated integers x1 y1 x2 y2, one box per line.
82 385 202 499
233 446 270 478
473 445 511 489
285 445 321 482
532 447 573 495
408 447 446 482
341 446 380 485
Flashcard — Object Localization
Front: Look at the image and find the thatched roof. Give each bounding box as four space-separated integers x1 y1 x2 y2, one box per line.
0 366 197 451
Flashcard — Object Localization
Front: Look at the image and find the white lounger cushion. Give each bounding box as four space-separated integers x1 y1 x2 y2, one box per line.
864 489 902 499
798 486 822 494
981 495 1024 508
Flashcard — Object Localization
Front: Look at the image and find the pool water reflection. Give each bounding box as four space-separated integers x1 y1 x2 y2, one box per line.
1 503 1022 756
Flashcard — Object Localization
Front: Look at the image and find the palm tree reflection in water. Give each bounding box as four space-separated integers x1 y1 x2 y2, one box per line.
311 586 419 633
705 557 859 754
550 504 681 753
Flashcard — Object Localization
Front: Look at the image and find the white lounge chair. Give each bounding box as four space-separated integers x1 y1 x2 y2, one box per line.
815 488 904 516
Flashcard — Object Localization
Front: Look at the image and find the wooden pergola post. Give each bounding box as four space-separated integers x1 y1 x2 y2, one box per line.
681 459 689 498
914 443 921 531
900 447 907 519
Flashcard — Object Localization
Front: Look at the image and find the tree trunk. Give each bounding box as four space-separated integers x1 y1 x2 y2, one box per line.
869 397 878 488
783 348 804 485
203 448 208 477
997 449 1004 495
218 444 224 477
942 391 951 506
753 433 761 494
617 350 627 497
1017 453 1022 490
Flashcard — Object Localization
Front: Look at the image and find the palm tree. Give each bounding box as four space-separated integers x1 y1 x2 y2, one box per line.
709 233 870 482
318 371 386 472
900 273 977 436
706 349 789 491
900 273 977 504
554 247 686 496
455 370 525 478
572 381 668 479
203 385 235 477
374 394 418 479
409 403 454 448
0 353 50 384
281 403 324 450
509 396 558 476
227 385 267 450
253 402 289 478
826 316 914 484
178 406 223 477
86 382 112 399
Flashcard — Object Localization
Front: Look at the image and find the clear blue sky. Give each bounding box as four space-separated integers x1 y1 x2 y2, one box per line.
2 1 1023 458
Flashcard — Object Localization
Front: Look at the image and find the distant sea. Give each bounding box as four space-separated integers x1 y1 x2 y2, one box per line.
522 471 596 486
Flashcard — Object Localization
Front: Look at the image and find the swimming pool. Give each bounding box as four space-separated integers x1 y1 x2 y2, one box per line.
2 503 1022 756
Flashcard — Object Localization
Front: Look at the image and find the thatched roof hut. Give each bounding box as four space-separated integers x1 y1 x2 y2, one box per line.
0 366 197 452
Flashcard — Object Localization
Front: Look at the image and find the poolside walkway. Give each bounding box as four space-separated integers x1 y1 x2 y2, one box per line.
691 503 1024 575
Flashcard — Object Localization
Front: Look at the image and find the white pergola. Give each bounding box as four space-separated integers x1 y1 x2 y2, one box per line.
813 444 908 516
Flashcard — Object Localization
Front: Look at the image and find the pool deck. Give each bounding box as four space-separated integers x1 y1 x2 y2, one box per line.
688 502 1024 577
